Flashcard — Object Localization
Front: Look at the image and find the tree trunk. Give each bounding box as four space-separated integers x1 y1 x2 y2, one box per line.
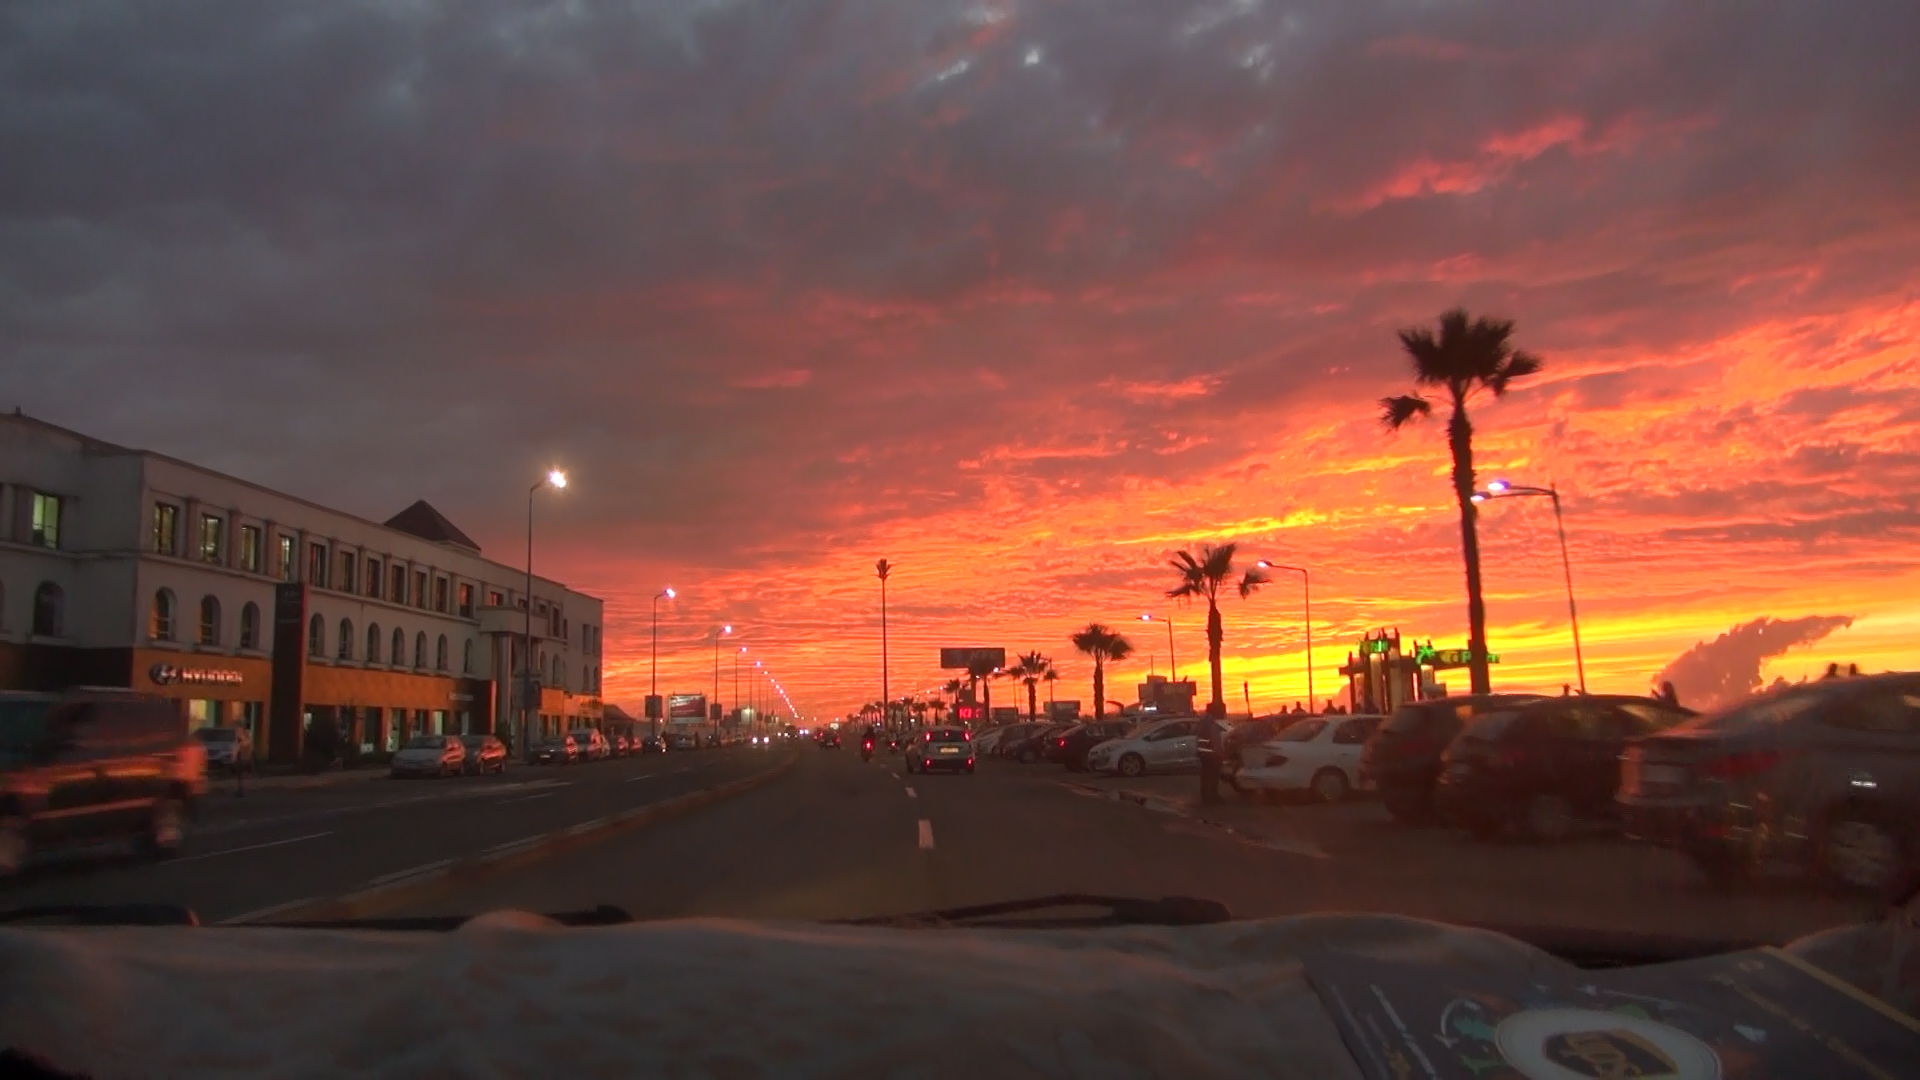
1207 601 1225 714
1448 397 1492 694
1093 661 1106 721
1027 680 1038 721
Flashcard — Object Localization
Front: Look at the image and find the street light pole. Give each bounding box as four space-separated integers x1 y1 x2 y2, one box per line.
735 646 745 730
521 470 566 762
712 624 730 739
1472 481 1586 693
876 559 892 730
1256 561 1313 712
651 587 674 735
1140 614 1176 682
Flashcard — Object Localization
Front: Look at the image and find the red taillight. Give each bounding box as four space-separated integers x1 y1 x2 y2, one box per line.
1057 738 1067 747
1698 750 1782 781
923 759 934 769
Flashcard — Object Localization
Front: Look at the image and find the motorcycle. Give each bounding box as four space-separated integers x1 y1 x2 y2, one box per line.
861 738 874 762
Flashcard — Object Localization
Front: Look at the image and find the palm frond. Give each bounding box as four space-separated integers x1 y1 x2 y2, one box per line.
1487 349 1543 396
1237 567 1270 598
1380 394 1431 429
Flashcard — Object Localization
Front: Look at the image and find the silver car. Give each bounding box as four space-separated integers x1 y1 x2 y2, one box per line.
1085 717 1200 778
1618 672 1920 892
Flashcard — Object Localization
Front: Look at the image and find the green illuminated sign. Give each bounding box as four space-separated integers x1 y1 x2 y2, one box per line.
1412 645 1499 666
1362 638 1392 655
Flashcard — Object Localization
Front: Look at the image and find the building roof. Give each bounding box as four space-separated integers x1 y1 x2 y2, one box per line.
383 499 482 554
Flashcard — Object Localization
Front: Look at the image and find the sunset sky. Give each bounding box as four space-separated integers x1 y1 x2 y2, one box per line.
5 1 1918 720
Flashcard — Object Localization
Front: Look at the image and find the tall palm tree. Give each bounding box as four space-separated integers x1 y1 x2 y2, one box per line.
1380 308 1543 694
941 677 965 702
966 653 1001 719
1005 651 1056 721
1070 624 1135 721
1167 542 1268 717
1043 667 1060 716
929 697 947 724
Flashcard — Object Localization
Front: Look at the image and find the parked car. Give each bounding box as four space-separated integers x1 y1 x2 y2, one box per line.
1235 715 1384 803
1005 723 1073 764
1434 696 1693 839
608 731 634 757
1618 673 1920 893
569 728 611 761
1085 717 1200 778
0 689 202 877
972 727 1013 755
669 732 699 751
1049 721 1132 771
903 727 975 774
532 735 579 765
1362 694 1547 824
390 734 466 778
988 723 1045 758
459 734 508 775
194 724 254 773
639 734 666 754
1220 715 1309 786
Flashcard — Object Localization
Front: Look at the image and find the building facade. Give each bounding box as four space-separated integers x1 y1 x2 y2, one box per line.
0 412 603 762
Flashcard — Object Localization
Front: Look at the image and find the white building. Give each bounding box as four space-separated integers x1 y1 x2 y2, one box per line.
0 410 603 762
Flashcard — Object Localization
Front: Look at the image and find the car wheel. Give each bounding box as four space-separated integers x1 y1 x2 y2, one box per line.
0 812 29 877
1818 809 1909 893
1310 768 1350 804
142 797 187 859
1523 793 1574 842
1117 753 1146 779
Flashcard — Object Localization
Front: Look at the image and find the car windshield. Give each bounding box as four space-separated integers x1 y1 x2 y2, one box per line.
12 6 1919 1015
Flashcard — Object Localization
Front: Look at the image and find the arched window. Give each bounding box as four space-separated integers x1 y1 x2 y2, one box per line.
308 613 325 657
198 595 221 645
367 623 382 663
462 639 473 674
435 634 448 670
414 631 427 668
32 582 64 637
338 617 354 660
239 602 260 650
151 589 176 640
392 627 406 664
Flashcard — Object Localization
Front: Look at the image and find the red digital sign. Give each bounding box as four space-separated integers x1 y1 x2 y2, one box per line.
954 704 984 722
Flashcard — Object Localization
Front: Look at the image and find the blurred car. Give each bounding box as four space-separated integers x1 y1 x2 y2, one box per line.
1005 723 1072 764
639 734 666 754
904 726 975 774
669 732 698 751
391 734 465 778
972 727 1011 755
817 729 841 749
987 723 1044 758
1219 715 1309 786
193 724 254 773
532 735 579 765
1 688 201 877
1619 672 1920 892
705 733 722 749
1362 693 1547 824
603 731 630 757
1434 696 1693 840
1085 717 1200 778
1235 715 1384 803
1048 721 1131 771
569 728 611 761
458 733 508 775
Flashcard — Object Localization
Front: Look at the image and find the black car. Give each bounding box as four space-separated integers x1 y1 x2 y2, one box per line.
1220 715 1308 784
1005 723 1072 764
817 730 841 749
1 689 203 877
639 734 666 754
1435 695 1694 841
1049 721 1131 771
904 727 975 774
1361 694 1547 824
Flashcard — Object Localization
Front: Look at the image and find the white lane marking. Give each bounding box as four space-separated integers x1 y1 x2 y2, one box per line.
485 836 543 856
504 792 554 803
368 858 455 887
216 897 317 926
173 831 332 864
563 818 609 836
917 818 934 850
624 773 661 783
904 787 917 799
889 771 900 780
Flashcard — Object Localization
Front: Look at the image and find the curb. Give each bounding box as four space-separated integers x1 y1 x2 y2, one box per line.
231 751 801 923
1059 779 1329 860
1061 779 1193 817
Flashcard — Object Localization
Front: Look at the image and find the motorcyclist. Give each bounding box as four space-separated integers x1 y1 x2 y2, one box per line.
861 723 879 761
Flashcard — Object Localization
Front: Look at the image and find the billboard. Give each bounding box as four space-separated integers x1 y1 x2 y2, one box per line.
940 647 1006 671
668 693 707 724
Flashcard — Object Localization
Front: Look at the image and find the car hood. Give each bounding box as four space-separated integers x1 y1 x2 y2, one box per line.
3 913 1910 1078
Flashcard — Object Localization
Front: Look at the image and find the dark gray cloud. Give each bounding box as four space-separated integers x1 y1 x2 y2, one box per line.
1653 614 1855 712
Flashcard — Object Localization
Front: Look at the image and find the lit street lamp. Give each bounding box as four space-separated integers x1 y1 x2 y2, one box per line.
651 587 675 734
1139 613 1177 682
520 469 566 762
1471 480 1586 693
1255 560 1314 713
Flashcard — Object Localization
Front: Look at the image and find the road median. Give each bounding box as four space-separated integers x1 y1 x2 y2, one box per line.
228 750 800 923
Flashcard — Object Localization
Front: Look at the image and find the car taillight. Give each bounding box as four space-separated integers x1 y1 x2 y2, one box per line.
923 759 934 769
1697 750 1783 781
1057 738 1067 748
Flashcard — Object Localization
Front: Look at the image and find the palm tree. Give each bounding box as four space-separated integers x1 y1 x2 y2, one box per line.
1043 667 1061 716
1380 308 1543 694
1167 542 1268 717
1070 624 1135 721
929 697 947 724
1005 651 1056 721
966 653 1001 719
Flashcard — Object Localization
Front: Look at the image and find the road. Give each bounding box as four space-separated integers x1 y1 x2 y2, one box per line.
1 748 784 924
380 745 1875 948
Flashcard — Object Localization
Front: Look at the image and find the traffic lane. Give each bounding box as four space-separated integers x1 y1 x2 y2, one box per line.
389 745 938 921
1 750 783 924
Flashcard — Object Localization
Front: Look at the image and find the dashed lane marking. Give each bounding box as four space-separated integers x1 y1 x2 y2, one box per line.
174 831 332 864
917 819 935 850
904 787 917 799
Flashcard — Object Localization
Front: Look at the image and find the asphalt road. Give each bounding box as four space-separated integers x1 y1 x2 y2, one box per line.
1 747 785 924
381 745 1878 947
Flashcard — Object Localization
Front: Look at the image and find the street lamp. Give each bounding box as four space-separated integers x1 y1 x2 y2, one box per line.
1139 613 1176 682
1255 560 1314 713
651 587 675 733
1471 480 1586 693
520 469 566 762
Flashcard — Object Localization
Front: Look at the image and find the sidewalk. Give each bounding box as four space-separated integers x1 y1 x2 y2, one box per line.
209 764 389 794
1058 773 1332 859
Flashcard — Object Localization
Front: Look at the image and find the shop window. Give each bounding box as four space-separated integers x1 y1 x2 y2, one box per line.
151 589 176 640
32 582 64 637
199 595 221 645
392 627 405 664
367 623 382 663
31 492 63 549
308 613 325 658
153 503 179 555
414 631 427 668
199 513 224 563
338 617 354 660
239 525 263 572
435 634 449 671
240 602 260 650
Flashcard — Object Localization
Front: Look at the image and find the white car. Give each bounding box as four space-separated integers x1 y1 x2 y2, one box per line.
390 734 465 778
1233 715 1384 802
569 729 611 761
1084 717 1200 778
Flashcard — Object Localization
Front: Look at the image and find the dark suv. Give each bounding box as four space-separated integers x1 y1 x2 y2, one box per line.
1362 694 1545 824
1 689 205 876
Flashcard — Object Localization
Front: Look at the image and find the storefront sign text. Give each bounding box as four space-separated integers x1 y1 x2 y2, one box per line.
150 663 245 687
